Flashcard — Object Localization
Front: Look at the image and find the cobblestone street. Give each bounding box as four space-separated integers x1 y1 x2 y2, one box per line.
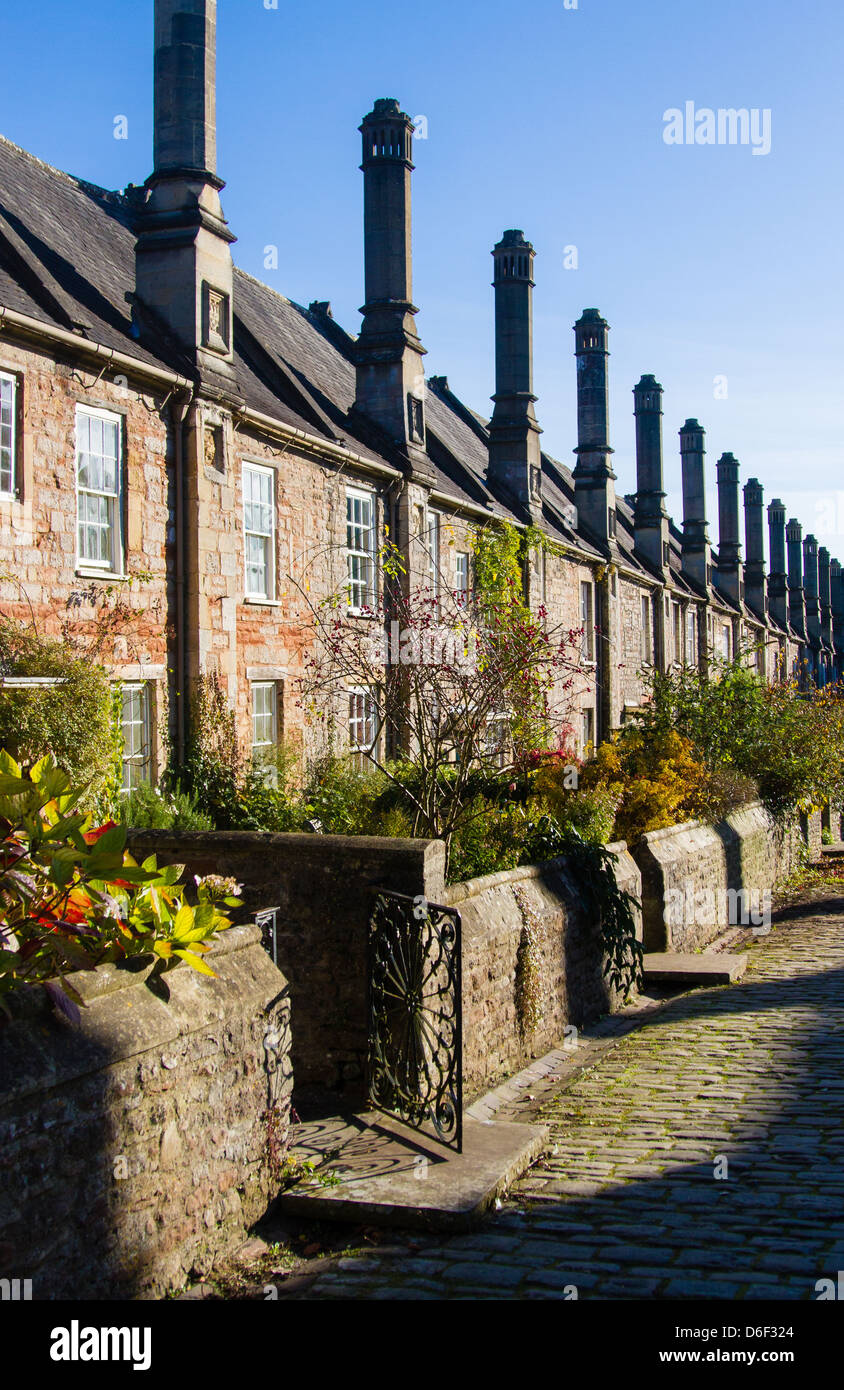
300 894 844 1300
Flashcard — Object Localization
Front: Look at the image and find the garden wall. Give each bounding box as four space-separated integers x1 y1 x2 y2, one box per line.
128 830 446 1101
633 803 817 952
0 924 290 1300
446 843 643 1102
128 831 641 1109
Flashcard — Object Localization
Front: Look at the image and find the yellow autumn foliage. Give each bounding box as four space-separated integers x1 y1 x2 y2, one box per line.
579 728 708 844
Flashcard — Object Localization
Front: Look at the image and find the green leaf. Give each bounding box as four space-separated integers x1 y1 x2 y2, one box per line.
173 948 217 977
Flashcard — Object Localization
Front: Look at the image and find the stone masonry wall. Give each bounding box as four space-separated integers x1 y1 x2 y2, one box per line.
128 830 445 1102
633 803 817 952
446 843 642 1102
0 924 291 1301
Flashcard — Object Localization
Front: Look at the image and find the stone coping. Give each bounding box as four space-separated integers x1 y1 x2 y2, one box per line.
637 801 773 848
129 828 441 855
2 921 261 1023
445 840 631 905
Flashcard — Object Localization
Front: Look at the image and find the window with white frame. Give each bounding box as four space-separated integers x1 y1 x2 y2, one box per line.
0 373 16 497
427 510 441 600
251 681 278 773
686 607 697 667
641 594 652 664
672 603 683 665
720 623 731 660
76 406 123 571
120 683 152 791
346 488 376 611
455 551 470 607
243 462 275 599
580 581 595 662
349 687 377 768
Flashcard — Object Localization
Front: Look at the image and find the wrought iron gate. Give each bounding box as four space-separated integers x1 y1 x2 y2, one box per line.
367 890 463 1152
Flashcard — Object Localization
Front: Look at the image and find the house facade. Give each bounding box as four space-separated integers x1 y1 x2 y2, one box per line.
0 0 837 791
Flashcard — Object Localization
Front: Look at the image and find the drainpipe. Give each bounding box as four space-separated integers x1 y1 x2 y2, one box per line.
171 392 192 764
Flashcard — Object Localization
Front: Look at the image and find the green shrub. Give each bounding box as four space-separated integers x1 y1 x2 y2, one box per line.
446 799 524 883
634 663 844 822
0 619 119 809
117 783 213 832
236 770 300 832
301 754 386 834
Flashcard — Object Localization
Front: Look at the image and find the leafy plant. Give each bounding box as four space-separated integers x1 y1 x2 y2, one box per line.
117 782 214 832
0 751 237 1018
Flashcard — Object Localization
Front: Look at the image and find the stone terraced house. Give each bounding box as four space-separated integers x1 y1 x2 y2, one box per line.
0 0 838 791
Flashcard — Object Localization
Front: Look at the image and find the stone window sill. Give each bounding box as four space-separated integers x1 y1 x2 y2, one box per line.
243 596 283 608
75 568 129 583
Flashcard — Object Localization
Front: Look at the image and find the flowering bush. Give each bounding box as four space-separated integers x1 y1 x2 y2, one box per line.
0 751 238 1020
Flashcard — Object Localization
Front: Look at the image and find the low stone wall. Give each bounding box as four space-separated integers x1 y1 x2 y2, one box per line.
129 831 445 1102
633 803 817 952
446 843 643 1102
0 924 290 1300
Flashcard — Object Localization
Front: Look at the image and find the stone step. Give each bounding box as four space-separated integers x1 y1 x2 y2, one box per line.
276 1110 548 1231
821 843 844 858
642 951 748 986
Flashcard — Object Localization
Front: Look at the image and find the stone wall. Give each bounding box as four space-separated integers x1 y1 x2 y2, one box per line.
446 843 642 1102
127 830 642 1109
0 924 290 1300
128 830 445 1102
633 803 817 952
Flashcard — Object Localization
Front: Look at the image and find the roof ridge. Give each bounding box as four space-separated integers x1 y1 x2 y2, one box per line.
0 133 123 206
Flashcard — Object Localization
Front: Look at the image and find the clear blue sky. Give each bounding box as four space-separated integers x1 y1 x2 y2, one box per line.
2 0 843 558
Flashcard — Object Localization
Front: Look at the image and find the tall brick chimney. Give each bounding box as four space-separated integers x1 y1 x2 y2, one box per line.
767 498 788 628
572 309 616 546
679 419 710 592
633 375 668 575
715 453 743 605
488 231 542 522
743 477 766 618
135 0 236 384
355 99 430 478
786 518 806 636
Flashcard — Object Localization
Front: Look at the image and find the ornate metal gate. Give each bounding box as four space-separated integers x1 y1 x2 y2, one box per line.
367 890 463 1152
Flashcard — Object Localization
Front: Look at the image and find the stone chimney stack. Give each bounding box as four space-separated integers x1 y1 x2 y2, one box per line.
488 231 542 522
786 518 806 636
743 477 766 618
633 376 668 575
355 99 430 477
572 309 616 546
135 0 236 384
715 453 743 605
804 533 821 649
831 558 844 672
819 547 833 652
767 498 788 628
679 419 710 592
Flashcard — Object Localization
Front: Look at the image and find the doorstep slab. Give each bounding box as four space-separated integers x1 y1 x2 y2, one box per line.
276 1110 548 1231
643 951 748 986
